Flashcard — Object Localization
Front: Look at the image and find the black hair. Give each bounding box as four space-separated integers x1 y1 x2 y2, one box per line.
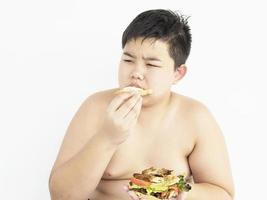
122 9 192 70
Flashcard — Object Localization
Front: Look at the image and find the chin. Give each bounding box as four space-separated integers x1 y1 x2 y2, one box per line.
144 91 170 105
141 95 157 107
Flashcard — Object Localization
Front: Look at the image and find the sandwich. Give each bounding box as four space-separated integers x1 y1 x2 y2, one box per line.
115 86 153 96
128 167 192 200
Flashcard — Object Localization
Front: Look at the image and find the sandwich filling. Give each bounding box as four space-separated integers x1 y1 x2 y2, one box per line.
128 167 191 199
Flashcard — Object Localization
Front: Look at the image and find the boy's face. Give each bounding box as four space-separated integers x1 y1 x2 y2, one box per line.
118 37 184 105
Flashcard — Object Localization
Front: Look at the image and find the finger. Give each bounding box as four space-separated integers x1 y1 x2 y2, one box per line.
127 190 140 200
177 192 188 200
123 185 129 192
123 185 140 200
123 97 142 124
116 93 141 118
125 95 142 118
107 91 136 113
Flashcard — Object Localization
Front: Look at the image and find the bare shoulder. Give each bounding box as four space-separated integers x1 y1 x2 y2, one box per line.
65 87 119 137
184 95 220 133
173 92 211 117
50 88 117 175
173 92 220 137
84 88 118 109
69 88 114 124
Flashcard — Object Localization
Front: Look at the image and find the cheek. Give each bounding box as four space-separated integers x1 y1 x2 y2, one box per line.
118 64 131 85
147 71 172 89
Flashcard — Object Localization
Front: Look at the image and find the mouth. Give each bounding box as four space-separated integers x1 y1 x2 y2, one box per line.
116 85 153 96
128 84 145 90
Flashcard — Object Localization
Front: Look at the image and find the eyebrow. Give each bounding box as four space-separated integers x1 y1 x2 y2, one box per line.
123 51 162 62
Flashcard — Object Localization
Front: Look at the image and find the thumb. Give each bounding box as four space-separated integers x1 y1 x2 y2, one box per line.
177 192 188 200
123 185 139 200
123 185 129 192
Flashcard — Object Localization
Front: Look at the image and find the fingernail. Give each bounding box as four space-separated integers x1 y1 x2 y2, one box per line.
123 185 128 191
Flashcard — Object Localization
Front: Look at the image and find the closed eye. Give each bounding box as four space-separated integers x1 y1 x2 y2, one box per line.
147 64 160 68
123 59 132 63
123 60 160 68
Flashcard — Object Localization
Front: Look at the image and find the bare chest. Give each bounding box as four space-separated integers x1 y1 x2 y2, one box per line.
102 120 195 180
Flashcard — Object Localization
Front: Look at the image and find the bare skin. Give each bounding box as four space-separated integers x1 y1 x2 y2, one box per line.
90 90 195 200
49 88 234 200
49 38 234 200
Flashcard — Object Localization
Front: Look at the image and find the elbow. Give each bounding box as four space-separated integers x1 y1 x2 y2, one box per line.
210 183 235 200
49 174 64 200
222 186 235 200
227 184 235 200
226 193 234 200
226 192 234 200
49 181 75 200
49 174 93 200
228 190 235 200
49 174 71 200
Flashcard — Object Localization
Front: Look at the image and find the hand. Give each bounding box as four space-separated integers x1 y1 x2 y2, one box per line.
123 185 188 200
99 91 142 145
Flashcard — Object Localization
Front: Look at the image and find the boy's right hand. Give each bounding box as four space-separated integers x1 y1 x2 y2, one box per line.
124 185 188 200
99 90 143 145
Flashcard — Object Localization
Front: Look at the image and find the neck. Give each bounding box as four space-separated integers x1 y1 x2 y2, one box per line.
137 91 173 128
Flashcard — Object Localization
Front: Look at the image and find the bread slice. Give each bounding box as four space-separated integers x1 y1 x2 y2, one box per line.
134 191 161 200
115 86 153 96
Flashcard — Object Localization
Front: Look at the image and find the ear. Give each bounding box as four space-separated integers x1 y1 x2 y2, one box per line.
173 64 187 84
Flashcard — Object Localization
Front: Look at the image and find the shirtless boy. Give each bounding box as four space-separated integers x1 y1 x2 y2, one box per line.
49 9 235 200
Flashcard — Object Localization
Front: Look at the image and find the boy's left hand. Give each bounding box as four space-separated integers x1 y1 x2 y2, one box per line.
123 185 188 200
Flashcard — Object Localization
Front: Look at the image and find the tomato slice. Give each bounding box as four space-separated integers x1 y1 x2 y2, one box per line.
130 178 151 187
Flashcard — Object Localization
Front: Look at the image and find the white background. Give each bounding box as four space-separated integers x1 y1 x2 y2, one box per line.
0 0 266 199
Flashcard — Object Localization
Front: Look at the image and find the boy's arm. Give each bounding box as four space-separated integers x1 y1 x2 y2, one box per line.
187 103 235 200
48 92 117 200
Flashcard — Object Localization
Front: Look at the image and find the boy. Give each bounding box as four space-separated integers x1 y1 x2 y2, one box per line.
49 9 235 200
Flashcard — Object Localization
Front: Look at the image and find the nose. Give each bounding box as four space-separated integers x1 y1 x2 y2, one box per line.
130 64 145 80
131 71 144 80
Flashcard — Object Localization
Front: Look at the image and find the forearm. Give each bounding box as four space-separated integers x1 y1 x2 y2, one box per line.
186 183 233 200
49 132 118 200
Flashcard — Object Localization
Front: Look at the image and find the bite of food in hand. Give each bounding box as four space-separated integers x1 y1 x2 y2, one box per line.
115 86 153 96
